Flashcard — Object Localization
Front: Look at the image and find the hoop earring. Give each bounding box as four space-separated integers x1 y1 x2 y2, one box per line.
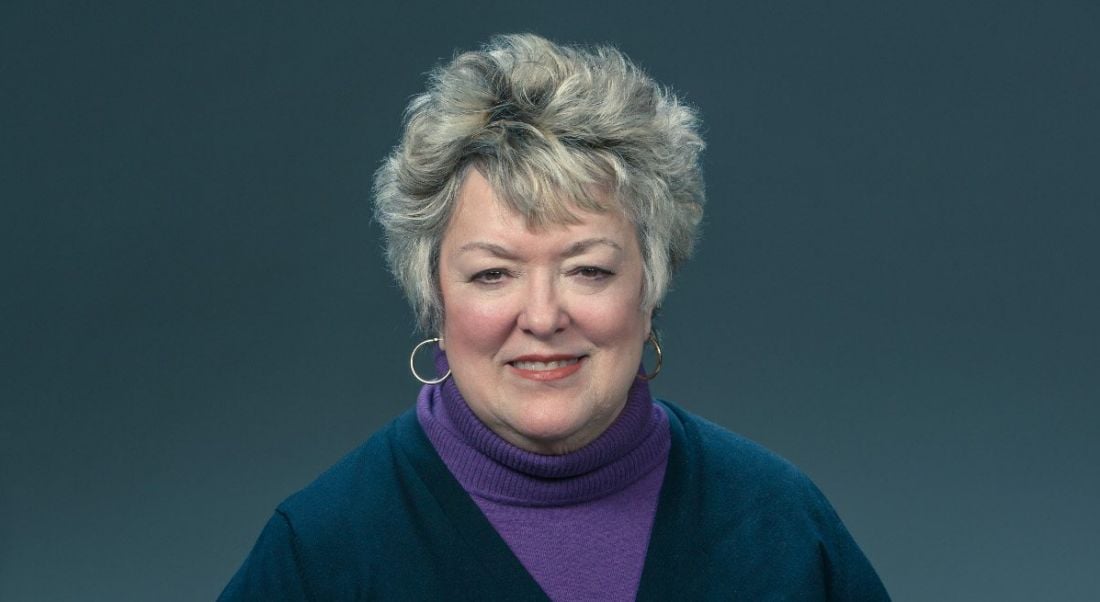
639 333 663 381
409 337 450 385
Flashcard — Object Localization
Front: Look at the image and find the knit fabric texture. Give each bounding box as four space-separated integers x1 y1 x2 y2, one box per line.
417 353 670 602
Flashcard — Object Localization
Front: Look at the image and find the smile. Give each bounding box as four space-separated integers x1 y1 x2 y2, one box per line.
512 358 579 370
508 355 586 381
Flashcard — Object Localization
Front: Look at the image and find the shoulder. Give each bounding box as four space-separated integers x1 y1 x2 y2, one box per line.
652 400 890 600
220 410 444 599
659 399 826 508
276 410 418 541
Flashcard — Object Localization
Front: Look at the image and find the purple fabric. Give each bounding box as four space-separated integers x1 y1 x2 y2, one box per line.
417 352 670 601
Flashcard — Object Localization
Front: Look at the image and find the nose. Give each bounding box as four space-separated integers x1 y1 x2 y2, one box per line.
517 274 569 338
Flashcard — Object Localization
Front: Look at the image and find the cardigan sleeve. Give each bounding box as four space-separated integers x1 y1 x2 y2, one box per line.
218 510 312 601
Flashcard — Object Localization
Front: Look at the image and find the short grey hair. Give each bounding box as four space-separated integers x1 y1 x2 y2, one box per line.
373 33 705 333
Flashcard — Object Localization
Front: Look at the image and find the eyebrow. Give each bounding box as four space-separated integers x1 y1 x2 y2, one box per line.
455 237 623 259
562 237 623 258
455 242 521 260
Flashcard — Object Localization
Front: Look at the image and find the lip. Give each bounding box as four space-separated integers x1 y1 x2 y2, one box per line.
507 354 586 381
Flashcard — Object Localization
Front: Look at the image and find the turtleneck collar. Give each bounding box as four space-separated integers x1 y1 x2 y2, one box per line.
416 351 670 507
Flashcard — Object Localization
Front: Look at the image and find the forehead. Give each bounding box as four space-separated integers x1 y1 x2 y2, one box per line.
444 170 636 251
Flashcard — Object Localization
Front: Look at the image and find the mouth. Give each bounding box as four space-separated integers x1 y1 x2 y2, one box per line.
508 355 586 381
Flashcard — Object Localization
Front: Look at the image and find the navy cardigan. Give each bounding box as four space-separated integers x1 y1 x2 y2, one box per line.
221 401 889 600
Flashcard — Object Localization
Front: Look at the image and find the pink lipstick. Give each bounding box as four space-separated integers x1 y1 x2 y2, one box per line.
508 355 585 381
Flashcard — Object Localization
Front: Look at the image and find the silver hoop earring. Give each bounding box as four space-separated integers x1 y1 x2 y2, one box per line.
409 337 451 385
639 333 663 381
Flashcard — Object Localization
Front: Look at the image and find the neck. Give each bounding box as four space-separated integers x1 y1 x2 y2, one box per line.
416 352 670 505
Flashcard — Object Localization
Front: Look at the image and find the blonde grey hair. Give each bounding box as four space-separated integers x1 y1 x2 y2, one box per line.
373 33 705 333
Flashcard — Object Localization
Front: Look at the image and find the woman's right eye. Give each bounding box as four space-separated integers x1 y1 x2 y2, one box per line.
472 269 508 284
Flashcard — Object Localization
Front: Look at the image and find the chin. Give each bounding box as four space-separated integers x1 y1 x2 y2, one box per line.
508 412 591 453
517 415 586 440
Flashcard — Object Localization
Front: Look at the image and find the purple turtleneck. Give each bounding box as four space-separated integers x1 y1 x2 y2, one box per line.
416 353 670 602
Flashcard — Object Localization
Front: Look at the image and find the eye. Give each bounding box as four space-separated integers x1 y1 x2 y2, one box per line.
471 269 510 284
573 266 614 280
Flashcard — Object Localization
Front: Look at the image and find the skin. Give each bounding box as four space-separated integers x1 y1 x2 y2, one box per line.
438 170 652 454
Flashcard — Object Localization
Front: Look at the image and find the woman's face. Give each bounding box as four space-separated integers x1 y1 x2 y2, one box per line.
438 171 651 454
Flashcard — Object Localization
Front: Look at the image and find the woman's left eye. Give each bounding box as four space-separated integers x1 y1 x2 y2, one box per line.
573 266 613 280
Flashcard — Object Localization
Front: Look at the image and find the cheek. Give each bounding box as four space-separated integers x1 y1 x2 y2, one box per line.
575 294 649 344
443 296 515 353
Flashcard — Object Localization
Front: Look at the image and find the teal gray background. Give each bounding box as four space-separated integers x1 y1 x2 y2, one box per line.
3 2 1098 600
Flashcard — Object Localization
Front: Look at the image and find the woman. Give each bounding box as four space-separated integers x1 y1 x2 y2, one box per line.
221 34 889 601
